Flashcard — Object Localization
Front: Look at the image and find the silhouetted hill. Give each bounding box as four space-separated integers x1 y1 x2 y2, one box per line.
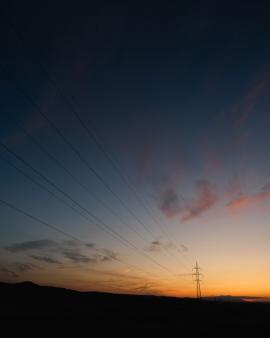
1 281 270 337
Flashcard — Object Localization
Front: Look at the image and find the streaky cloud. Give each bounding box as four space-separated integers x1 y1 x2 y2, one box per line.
5 239 57 252
227 184 270 211
181 180 218 222
158 180 218 222
145 240 172 253
30 255 61 264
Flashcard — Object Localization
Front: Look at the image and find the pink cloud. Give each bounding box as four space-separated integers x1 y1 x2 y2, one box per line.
158 180 218 223
227 185 270 212
181 180 218 222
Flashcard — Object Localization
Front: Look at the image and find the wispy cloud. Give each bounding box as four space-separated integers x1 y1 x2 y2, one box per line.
181 180 218 222
145 240 172 253
223 72 269 128
5 238 118 267
100 249 117 262
159 189 182 218
60 247 117 264
0 262 35 280
132 282 163 295
133 282 156 293
5 239 57 253
180 244 188 252
0 267 19 279
62 240 79 247
85 242 95 249
11 262 34 272
227 184 270 212
158 180 218 222
30 255 61 264
62 250 96 263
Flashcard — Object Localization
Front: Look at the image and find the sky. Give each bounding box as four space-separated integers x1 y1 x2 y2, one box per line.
1 0 270 298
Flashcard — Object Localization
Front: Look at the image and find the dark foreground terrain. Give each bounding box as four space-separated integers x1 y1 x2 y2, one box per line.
1 282 270 337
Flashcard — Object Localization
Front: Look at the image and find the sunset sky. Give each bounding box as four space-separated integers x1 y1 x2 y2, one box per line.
1 1 270 298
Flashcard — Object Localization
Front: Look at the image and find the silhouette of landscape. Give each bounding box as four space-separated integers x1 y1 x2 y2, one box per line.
1 281 270 337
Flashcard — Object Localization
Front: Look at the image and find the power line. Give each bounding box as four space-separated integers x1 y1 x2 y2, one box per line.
3 20 192 269
0 7 199 290
0 198 82 243
0 146 133 247
0 65 186 272
54 99 192 267
0 197 158 280
0 65 157 242
3 115 153 246
0 152 122 243
0 153 158 280
0 140 175 275
140 202 194 269
4 115 185 269
145 191 195 267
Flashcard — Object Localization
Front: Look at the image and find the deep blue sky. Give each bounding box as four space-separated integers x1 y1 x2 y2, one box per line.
1 1 270 296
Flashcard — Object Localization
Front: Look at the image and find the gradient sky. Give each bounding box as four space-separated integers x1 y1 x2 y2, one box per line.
1 1 270 297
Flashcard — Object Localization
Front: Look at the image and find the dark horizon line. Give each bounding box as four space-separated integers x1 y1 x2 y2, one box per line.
1 280 269 302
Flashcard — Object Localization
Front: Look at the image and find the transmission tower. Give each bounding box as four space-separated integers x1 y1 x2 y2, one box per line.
192 261 202 298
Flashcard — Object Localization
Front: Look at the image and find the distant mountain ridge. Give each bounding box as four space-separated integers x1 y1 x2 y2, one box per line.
0 281 267 302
